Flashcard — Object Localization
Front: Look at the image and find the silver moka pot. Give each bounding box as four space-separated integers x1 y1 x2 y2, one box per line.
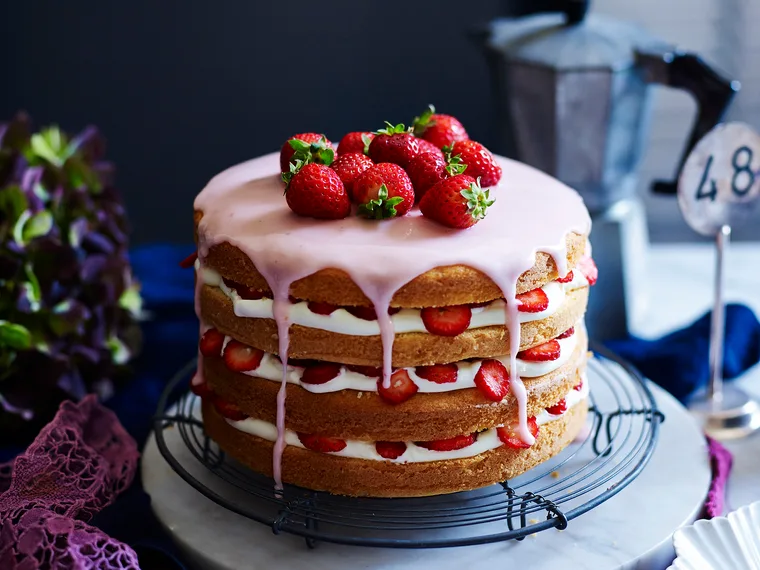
476 0 738 340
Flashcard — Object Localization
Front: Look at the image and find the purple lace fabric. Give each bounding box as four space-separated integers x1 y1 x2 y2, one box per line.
703 436 733 518
0 395 140 569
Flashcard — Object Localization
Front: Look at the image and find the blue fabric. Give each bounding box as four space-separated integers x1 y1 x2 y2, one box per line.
606 303 760 402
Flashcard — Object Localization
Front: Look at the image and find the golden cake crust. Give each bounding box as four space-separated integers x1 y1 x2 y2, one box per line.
201 399 588 497
194 211 586 307
204 330 587 440
199 285 588 367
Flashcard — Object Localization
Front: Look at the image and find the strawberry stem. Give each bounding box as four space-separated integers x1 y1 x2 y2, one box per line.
360 133 373 155
288 136 334 168
281 159 305 191
375 121 412 136
357 184 404 219
443 145 467 176
460 179 495 221
412 104 436 136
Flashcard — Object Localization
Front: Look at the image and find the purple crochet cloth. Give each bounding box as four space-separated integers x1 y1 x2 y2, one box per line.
703 436 733 518
0 395 140 569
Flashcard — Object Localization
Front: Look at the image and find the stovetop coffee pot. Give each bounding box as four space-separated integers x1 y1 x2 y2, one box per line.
476 0 738 339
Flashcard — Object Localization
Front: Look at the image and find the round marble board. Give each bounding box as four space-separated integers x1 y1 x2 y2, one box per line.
142 380 710 570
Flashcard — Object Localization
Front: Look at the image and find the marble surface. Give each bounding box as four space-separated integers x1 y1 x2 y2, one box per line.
631 243 760 513
142 369 709 570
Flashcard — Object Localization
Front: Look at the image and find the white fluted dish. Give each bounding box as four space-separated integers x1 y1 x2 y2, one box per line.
669 501 760 569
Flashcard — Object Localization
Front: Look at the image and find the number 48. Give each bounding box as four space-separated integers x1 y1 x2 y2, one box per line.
695 146 756 201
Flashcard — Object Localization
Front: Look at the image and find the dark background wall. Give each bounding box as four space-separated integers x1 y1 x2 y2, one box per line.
2 0 537 244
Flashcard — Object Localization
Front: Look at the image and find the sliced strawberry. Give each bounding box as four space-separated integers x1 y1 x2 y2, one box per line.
556 327 575 340
377 369 419 404
345 364 382 378
307 300 339 315
214 398 249 421
516 288 549 313
497 417 539 449
223 278 266 300
573 379 584 392
474 359 510 401
223 340 264 372
517 339 561 362
347 305 376 320
376 441 407 459
577 256 598 286
288 295 299 304
199 328 225 357
556 270 574 283
417 433 476 452
415 363 458 384
546 398 567 415
301 362 342 385
420 305 472 336
179 251 197 268
190 375 214 399
297 433 347 453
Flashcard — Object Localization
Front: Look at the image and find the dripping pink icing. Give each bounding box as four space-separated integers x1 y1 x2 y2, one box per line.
193 152 591 485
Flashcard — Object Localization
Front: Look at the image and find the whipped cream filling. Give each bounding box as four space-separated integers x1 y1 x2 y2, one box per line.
199 262 587 337
215 326 582 394
222 377 589 464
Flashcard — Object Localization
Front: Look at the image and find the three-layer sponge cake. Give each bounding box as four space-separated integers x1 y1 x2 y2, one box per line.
192 151 594 497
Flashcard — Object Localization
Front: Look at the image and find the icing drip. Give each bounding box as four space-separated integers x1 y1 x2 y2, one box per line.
271 295 291 492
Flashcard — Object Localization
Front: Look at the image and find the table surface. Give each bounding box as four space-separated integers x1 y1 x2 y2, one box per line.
632 243 760 512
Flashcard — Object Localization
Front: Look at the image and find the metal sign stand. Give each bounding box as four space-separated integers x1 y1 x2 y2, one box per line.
677 122 760 439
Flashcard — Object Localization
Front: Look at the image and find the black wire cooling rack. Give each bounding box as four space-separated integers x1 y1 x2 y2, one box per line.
152 343 664 549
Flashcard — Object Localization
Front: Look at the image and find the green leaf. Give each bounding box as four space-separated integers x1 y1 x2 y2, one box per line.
0 185 29 224
288 139 312 153
11 210 31 245
0 321 32 350
29 127 75 167
22 210 53 242
24 263 42 307
357 184 404 219
375 122 412 136
460 179 495 221
285 136 333 171
412 104 436 135
118 284 143 317
107 335 131 365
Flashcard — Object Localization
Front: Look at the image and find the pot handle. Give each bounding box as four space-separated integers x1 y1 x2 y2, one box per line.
637 50 740 195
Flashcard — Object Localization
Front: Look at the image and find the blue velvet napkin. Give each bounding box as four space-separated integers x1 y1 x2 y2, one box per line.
606 303 760 402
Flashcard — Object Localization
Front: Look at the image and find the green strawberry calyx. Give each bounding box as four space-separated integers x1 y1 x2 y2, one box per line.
443 145 467 176
288 136 334 167
461 179 495 221
357 184 403 219
361 133 373 155
281 159 305 191
375 122 412 136
412 104 436 135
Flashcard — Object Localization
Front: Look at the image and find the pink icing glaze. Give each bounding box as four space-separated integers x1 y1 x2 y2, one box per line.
194 151 590 484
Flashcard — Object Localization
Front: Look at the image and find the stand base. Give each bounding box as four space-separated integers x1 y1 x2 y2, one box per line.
689 385 760 440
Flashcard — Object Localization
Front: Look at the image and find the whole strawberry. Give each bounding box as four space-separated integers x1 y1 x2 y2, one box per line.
450 140 502 187
406 148 466 201
412 105 469 149
284 163 351 219
353 163 414 219
419 174 495 229
279 133 333 173
367 122 419 168
337 131 374 155
330 152 374 194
